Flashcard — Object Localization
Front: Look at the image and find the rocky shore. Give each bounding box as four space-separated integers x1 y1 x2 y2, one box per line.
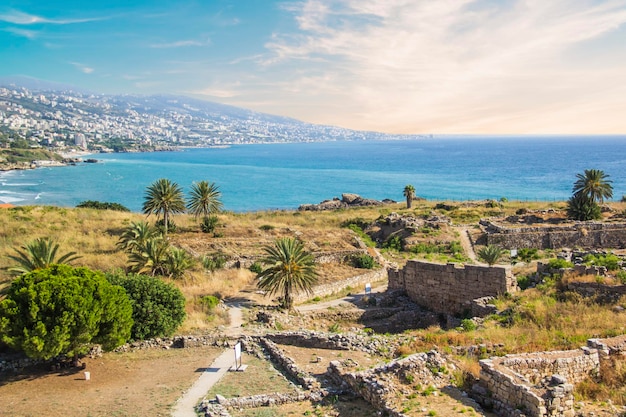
298 193 396 211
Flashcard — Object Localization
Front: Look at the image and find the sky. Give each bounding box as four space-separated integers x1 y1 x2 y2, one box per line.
1 0 626 134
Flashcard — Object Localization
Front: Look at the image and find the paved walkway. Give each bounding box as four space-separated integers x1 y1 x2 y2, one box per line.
171 347 235 417
171 285 386 416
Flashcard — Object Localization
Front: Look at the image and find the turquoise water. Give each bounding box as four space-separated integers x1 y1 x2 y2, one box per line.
1 136 625 212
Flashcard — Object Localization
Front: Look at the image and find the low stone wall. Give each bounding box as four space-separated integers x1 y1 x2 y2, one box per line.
474 335 626 417
293 267 387 303
327 350 453 417
257 337 319 390
564 282 626 304
388 260 516 316
264 331 397 356
482 220 626 250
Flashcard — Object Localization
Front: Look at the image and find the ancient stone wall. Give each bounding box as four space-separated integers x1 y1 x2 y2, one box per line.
474 335 626 417
388 260 516 316
482 220 626 250
293 267 387 303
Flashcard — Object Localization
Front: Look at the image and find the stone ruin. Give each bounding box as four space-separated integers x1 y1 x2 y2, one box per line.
298 193 394 211
388 260 518 317
481 218 626 250
472 335 626 417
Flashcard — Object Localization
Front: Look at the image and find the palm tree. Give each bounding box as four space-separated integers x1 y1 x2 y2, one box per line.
477 244 506 266
8 237 82 275
256 237 318 310
165 247 194 279
403 184 416 209
128 237 170 276
187 180 223 218
572 169 613 203
142 178 186 237
117 221 160 253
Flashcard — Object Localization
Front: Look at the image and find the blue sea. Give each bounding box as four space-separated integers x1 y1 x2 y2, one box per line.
1 136 625 212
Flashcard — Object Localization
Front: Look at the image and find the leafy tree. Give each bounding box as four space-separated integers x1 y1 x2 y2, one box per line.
572 169 613 203
8 237 81 275
256 237 318 310
403 184 416 209
567 192 601 221
106 271 186 340
0 265 132 360
478 244 506 266
142 178 186 236
117 221 160 253
188 180 223 218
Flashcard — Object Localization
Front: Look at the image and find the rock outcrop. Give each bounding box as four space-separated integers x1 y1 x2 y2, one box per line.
298 193 393 211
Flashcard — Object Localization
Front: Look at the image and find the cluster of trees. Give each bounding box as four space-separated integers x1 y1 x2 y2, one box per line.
0 262 186 361
567 169 613 221
143 178 222 236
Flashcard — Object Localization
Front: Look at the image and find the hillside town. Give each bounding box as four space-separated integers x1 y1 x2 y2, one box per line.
0 86 419 152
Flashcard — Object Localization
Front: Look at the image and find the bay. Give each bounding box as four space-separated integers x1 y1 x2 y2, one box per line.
1 135 625 212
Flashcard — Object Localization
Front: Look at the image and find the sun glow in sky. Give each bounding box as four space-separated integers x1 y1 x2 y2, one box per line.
2 0 626 134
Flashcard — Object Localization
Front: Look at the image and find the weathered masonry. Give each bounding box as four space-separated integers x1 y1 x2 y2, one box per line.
388 260 517 316
474 335 626 417
482 220 626 250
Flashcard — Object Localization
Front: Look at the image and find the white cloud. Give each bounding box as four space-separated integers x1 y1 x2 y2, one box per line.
2 27 38 39
150 39 209 48
70 62 94 74
0 9 106 25
256 0 626 133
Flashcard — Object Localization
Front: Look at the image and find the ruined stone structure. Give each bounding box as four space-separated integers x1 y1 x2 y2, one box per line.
292 267 386 303
474 335 626 417
388 260 517 316
482 220 626 250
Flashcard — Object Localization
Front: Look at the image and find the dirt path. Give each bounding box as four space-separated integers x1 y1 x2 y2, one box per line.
456 226 480 263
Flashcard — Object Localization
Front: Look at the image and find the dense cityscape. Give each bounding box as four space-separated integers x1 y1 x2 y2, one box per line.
0 85 420 153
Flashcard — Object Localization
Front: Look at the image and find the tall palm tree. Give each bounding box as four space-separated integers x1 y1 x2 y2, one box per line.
142 178 186 236
8 237 81 275
117 220 160 253
403 184 416 209
256 237 318 310
187 180 223 218
572 169 613 203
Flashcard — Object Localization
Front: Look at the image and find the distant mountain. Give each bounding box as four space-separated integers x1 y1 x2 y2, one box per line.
0 81 425 148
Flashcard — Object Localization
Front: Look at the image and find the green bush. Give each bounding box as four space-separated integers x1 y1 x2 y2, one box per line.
616 270 626 284
517 275 533 290
567 193 601 221
352 253 376 269
547 258 574 269
203 254 226 271
383 235 403 251
460 319 476 332
76 200 130 212
106 271 186 340
583 253 621 271
200 295 220 311
259 224 275 231
341 217 371 230
155 219 177 233
200 215 218 233
249 262 263 273
0 265 132 359
516 248 540 263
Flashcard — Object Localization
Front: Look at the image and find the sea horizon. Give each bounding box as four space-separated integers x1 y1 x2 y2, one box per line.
1 135 625 212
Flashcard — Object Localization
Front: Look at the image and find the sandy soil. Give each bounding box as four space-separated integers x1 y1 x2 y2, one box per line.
0 346 221 417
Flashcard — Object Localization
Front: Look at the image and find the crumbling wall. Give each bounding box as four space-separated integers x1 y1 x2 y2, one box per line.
388 260 516 316
474 335 626 417
483 220 626 250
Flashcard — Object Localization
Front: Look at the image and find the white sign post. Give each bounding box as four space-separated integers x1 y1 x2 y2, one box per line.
365 283 371 295
231 341 247 372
